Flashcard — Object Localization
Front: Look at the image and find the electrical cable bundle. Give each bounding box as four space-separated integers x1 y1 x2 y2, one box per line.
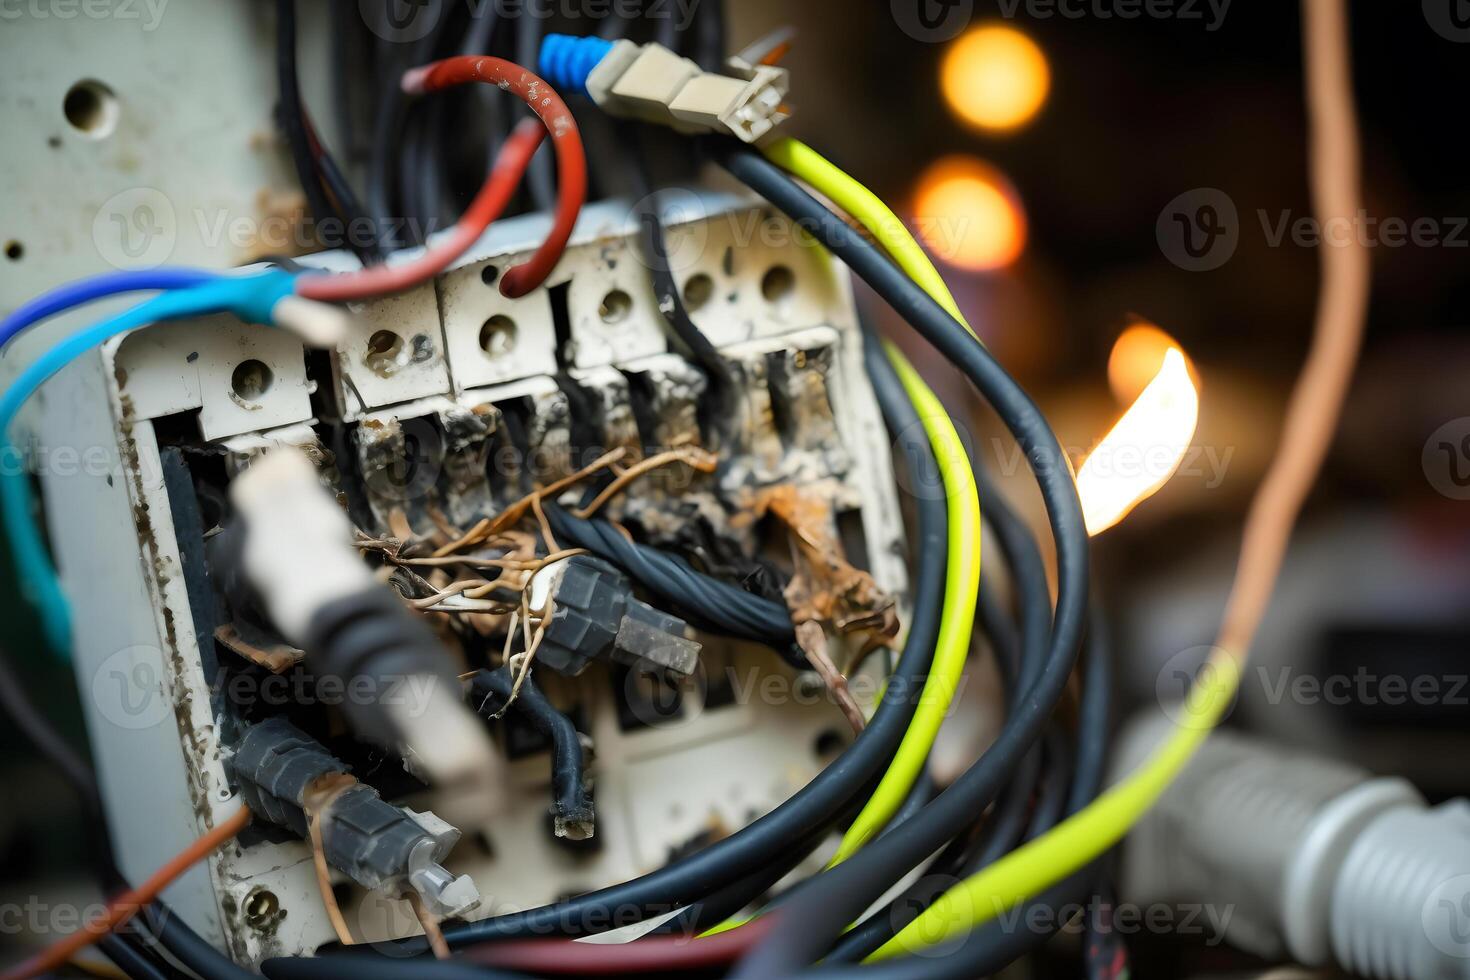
0 0 1370 976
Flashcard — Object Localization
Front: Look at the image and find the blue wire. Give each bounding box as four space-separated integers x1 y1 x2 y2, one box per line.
0 268 222 352
0 270 297 656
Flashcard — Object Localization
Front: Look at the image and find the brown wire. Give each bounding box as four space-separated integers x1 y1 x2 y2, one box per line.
1215 0 1369 667
407 891 452 960
304 773 360 947
571 447 719 519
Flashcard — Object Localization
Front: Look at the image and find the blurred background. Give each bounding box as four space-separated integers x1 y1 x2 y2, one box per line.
751 5 1470 969
4 2 1469 974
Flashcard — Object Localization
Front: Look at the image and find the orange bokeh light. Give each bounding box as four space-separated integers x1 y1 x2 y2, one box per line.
941 25 1050 132
1108 322 1201 403
912 157 1026 272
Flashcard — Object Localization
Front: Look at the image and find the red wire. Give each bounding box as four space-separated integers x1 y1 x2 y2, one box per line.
296 55 586 303
296 118 546 303
463 917 775 975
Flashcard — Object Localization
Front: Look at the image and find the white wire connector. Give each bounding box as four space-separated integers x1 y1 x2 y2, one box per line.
230 446 376 643
586 40 790 143
269 295 354 349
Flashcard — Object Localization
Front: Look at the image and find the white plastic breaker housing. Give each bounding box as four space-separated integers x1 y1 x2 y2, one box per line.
45 192 911 966
1116 717 1470 979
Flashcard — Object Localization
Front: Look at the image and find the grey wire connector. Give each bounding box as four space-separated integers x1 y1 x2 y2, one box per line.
527 554 702 678
230 717 480 919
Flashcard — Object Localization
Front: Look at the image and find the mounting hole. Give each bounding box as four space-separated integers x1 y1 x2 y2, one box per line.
365 329 405 376
682 272 714 312
242 889 279 928
480 264 500 286
4 241 22 262
599 289 633 324
761 265 796 305
813 728 848 762
479 314 517 357
230 360 273 401
63 79 119 139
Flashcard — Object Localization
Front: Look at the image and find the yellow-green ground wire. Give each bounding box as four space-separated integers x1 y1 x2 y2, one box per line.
762 138 1242 960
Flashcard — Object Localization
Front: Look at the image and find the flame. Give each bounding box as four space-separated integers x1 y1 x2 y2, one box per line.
1076 347 1200 536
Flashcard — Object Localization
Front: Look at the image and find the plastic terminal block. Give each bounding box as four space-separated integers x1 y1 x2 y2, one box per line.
541 35 790 143
528 554 702 677
230 717 481 918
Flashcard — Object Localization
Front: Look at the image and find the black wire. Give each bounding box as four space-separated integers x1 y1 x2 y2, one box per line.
654 0 678 51
1023 728 1073 842
976 581 1019 691
693 0 726 71
470 666 593 834
368 51 412 252
1069 599 1113 811
653 828 829 937
1083 876 1131 980
276 0 336 230
328 0 362 158
668 760 938 941
542 504 805 666
425 330 949 950
627 155 738 436
823 434 1055 967
597 0 637 39
98 931 177 980
261 954 527 980
881 766 937 837
397 0 458 242
804 864 1101 980
816 597 1116 977
278 0 383 263
138 905 255 980
826 749 1040 965
716 143 1090 976
313 144 383 261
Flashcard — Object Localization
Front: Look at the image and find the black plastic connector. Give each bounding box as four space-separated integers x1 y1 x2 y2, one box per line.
534 555 702 678
230 717 479 916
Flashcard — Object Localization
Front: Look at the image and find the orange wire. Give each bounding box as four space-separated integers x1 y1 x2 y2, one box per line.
3 806 251 980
